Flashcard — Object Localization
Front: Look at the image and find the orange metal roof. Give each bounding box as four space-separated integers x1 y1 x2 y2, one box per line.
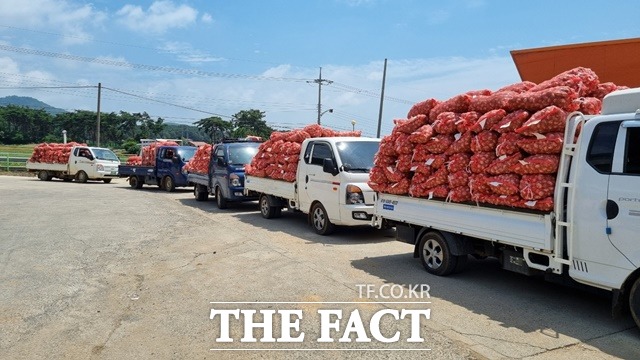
511 38 640 88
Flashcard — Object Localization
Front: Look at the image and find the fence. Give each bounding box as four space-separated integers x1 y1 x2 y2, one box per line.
0 153 30 172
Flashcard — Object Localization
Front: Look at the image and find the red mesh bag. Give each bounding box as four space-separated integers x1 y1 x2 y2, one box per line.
303 124 323 138
448 186 472 203
444 131 472 155
485 152 523 175
424 134 454 154
519 197 554 212
495 132 523 156
379 134 399 156
529 67 599 97
515 106 567 135
270 131 287 141
369 166 388 184
368 181 388 193
470 152 496 174
183 144 212 174
374 153 396 166
470 131 499 153
424 185 449 199
572 97 602 115
283 142 302 155
394 114 428 134
408 125 434 144
335 130 362 137
410 143 430 162
394 134 413 155
470 109 507 133
496 81 536 94
283 171 296 182
396 154 413 172
469 174 492 195
447 170 469 189
466 89 493 97
507 86 578 113
472 193 522 207
486 174 521 195
492 110 530 134
588 82 619 100
321 128 337 137
286 130 310 143
517 133 563 155
419 154 447 169
519 174 556 200
429 94 471 122
511 155 560 175
447 153 470 173
283 154 299 164
386 177 411 195
423 167 449 189
457 112 480 133
126 155 142 166
407 98 439 119
410 162 432 175
433 112 459 135
469 92 516 113
383 165 408 182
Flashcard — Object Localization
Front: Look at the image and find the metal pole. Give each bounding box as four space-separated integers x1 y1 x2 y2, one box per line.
376 58 387 138
317 67 322 124
96 82 101 146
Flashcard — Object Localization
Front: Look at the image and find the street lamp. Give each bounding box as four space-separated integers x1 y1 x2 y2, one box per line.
351 120 356 131
62 130 67 144
319 108 333 125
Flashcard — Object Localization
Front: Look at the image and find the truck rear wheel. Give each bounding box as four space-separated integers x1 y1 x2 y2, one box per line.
194 184 209 201
38 170 52 181
311 202 335 235
215 187 228 209
76 171 88 183
630 278 640 329
103 179 112 184
260 194 281 219
129 176 143 189
418 231 458 276
162 176 175 192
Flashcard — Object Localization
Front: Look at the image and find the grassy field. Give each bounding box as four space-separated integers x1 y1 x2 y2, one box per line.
0 144 37 156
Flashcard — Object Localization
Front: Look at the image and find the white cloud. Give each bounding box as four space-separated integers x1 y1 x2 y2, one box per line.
201 13 213 23
116 1 198 34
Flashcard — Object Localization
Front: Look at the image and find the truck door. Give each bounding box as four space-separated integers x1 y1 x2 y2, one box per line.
157 147 175 180
72 147 95 176
606 120 640 267
212 145 227 196
298 141 340 217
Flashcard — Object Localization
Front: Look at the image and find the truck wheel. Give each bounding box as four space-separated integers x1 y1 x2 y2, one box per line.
38 170 52 181
630 278 640 330
311 202 335 235
63 177 72 182
260 194 281 219
418 231 458 276
162 176 175 192
103 179 112 184
76 171 88 183
129 176 143 189
194 184 209 201
215 187 228 209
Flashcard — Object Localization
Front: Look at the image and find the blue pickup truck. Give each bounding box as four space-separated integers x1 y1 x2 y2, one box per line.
187 139 261 209
119 145 197 191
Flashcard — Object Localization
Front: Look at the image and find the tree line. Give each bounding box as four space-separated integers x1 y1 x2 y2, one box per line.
0 105 275 151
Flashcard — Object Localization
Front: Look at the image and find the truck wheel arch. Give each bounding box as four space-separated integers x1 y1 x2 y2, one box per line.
413 228 472 258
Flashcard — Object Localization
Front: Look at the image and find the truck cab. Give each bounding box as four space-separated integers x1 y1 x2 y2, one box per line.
208 139 261 209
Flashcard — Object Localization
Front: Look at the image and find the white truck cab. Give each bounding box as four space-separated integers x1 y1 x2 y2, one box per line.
27 146 120 183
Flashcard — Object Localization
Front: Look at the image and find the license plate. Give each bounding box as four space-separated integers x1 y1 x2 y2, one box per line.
110 171 117 175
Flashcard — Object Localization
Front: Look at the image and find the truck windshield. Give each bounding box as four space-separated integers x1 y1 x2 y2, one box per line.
336 141 380 172
92 148 119 161
178 148 196 162
228 144 259 165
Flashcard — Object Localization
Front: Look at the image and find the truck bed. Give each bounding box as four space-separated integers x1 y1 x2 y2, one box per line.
25 162 68 172
186 172 208 186
244 175 296 200
375 193 553 251
118 164 155 177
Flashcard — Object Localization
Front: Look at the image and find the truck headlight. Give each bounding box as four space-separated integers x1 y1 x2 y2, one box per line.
346 185 364 204
96 164 104 171
230 174 241 187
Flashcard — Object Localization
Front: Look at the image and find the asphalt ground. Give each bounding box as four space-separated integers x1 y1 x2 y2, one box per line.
1 175 639 359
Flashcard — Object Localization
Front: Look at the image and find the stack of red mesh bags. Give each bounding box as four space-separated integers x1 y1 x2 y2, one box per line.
369 67 628 212
141 141 180 166
246 124 361 182
126 155 142 165
28 142 87 164
182 144 212 174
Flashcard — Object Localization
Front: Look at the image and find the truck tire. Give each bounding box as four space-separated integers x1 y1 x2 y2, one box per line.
38 170 52 181
310 202 335 235
418 231 458 276
63 177 72 182
76 171 88 183
129 176 143 189
194 184 209 201
630 277 640 330
103 179 112 184
162 176 175 192
215 187 228 209
260 194 281 219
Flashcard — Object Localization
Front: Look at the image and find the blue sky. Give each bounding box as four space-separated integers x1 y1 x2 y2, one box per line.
0 0 638 137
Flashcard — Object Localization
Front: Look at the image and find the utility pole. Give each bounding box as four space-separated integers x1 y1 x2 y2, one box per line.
96 82 101 146
308 67 333 125
376 59 387 138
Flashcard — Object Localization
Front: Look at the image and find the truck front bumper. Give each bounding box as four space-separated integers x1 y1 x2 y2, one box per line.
336 204 374 226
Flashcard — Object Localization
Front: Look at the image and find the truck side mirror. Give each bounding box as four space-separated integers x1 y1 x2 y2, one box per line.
323 158 339 176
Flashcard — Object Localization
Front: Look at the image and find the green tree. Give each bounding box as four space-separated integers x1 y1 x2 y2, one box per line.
194 116 232 143
230 109 273 139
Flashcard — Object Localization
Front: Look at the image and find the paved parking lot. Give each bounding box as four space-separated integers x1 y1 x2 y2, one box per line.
1 175 639 359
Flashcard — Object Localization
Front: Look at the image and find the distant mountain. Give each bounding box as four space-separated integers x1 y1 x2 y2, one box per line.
0 95 67 115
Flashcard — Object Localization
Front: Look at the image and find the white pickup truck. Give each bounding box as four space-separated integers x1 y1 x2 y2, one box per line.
245 137 381 235
372 88 640 328
26 146 120 183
